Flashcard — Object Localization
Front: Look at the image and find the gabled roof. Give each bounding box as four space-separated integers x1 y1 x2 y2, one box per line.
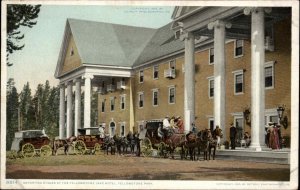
56 18 186 78
68 18 157 67
133 22 184 66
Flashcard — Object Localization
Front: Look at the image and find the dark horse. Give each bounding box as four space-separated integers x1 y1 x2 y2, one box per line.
208 129 223 160
103 135 116 155
185 129 211 161
113 135 123 155
126 132 136 154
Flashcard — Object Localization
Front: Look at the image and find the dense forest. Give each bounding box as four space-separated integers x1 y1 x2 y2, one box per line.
6 79 98 150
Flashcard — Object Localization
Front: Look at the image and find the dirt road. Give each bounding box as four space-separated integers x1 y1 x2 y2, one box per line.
6 154 290 181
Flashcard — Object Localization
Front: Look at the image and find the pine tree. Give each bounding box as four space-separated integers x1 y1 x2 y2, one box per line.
7 4 41 66
6 79 19 150
46 86 59 138
19 82 34 129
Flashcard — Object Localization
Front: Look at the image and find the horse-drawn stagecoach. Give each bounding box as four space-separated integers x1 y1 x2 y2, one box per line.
11 130 52 157
139 120 185 158
52 127 107 155
72 127 105 155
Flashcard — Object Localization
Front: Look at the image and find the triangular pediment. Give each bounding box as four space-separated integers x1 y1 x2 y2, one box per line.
55 20 82 78
61 33 82 75
172 6 200 19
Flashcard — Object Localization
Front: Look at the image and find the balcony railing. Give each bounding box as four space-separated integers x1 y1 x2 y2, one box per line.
98 87 106 95
164 68 176 79
117 80 126 90
106 84 116 92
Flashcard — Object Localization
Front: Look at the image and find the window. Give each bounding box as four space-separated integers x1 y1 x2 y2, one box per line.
153 65 159 79
233 70 244 94
168 86 175 104
265 64 274 89
234 39 244 57
169 60 176 69
120 123 125 137
265 108 280 126
110 122 116 137
208 77 214 98
139 70 144 83
138 92 144 108
152 89 158 106
101 100 105 112
265 115 279 125
120 95 125 110
209 48 214 64
208 118 214 132
110 97 115 111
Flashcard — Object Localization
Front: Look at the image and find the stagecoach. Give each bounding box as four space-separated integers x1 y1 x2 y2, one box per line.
139 120 185 158
10 130 52 158
72 127 105 155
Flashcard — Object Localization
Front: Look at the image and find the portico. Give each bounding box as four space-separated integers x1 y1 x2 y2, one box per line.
171 7 290 150
56 71 132 138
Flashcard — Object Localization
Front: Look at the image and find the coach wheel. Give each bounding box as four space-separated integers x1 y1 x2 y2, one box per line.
94 143 103 155
40 145 52 157
74 140 86 155
158 142 167 158
140 137 152 157
22 143 35 158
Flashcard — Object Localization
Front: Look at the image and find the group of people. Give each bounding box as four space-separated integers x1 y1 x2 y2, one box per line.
162 116 184 133
230 123 251 149
265 122 282 150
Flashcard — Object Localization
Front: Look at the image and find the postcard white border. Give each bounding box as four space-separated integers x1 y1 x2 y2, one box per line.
1 0 299 189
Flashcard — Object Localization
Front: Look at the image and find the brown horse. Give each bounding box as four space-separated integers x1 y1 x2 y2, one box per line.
52 136 77 155
165 132 186 159
208 129 223 160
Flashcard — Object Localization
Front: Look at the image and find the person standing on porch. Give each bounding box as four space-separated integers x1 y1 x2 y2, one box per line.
214 125 222 149
229 123 237 150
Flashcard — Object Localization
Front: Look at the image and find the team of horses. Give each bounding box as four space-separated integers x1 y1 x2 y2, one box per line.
50 128 222 161
50 132 141 156
184 128 221 161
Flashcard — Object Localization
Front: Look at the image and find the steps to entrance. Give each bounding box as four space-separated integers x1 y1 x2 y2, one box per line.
215 148 290 165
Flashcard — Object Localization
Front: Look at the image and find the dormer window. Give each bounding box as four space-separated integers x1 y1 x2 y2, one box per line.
70 47 74 56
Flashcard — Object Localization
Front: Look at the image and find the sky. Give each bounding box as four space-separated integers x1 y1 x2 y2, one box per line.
6 5 174 91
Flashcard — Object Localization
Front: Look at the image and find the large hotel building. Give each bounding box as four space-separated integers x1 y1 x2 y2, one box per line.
55 6 291 150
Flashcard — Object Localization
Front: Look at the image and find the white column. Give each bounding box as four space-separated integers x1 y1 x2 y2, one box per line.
245 8 267 151
83 74 94 129
66 81 73 138
181 32 195 132
208 20 230 141
74 78 81 137
59 84 65 139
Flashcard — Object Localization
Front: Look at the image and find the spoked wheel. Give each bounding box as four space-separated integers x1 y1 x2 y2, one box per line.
40 145 52 157
157 142 168 158
94 143 103 155
74 140 86 155
22 143 35 158
140 137 152 157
